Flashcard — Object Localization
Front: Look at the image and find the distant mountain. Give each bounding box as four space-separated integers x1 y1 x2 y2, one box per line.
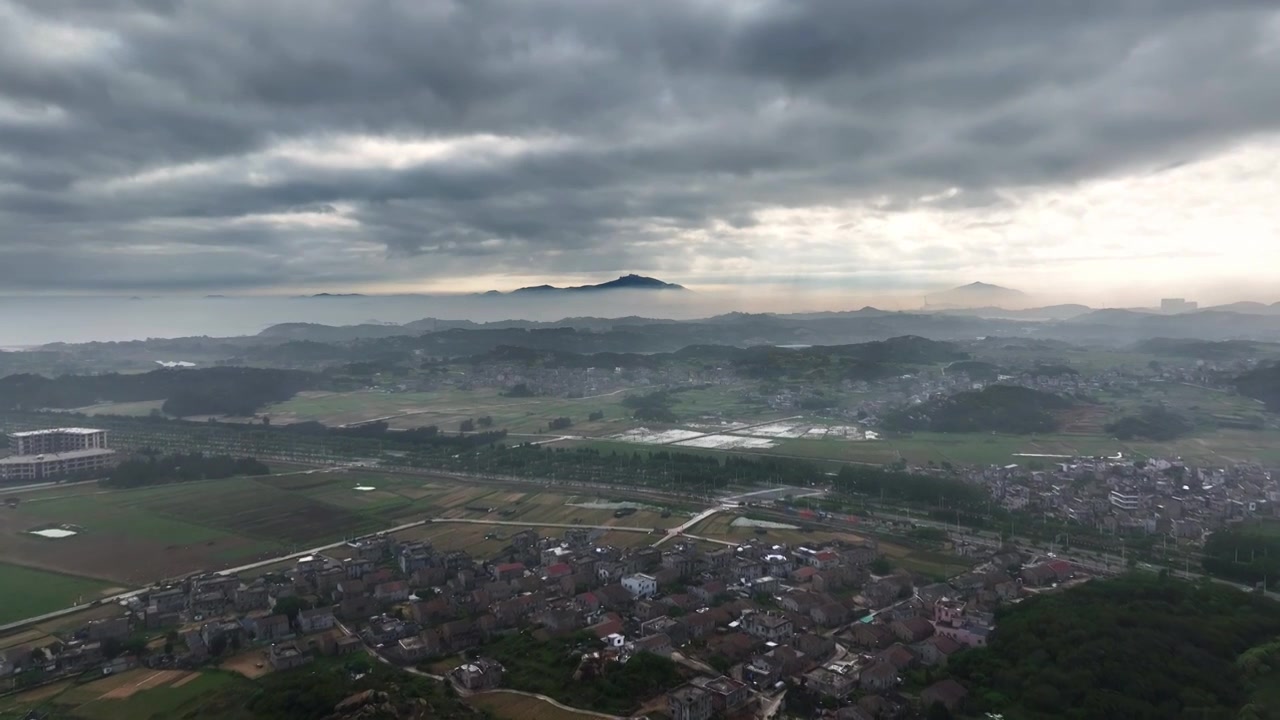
1206 301 1280 315
501 274 686 294
937 304 1092 321
304 293 366 298
927 282 1027 309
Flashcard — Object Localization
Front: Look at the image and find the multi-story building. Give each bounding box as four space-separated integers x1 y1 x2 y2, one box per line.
1 428 117 482
622 573 658 598
668 685 713 720
9 428 108 455
1109 491 1142 511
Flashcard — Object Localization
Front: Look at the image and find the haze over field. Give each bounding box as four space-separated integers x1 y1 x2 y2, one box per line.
1 1 1279 308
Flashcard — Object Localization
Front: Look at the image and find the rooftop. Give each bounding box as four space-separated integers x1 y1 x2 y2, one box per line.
9 428 105 437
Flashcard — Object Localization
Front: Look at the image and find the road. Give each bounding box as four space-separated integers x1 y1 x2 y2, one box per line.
0 478 100 495
653 505 725 546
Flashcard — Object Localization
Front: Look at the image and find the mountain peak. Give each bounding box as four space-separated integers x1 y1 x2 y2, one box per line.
954 281 1023 294
501 275 686 294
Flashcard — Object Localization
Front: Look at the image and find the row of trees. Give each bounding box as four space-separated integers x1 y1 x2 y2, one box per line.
832 465 988 510
1202 524 1280 585
103 452 270 488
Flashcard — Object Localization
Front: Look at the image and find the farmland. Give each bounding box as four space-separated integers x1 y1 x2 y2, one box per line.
259 384 785 437
0 564 119 625
0 468 691 606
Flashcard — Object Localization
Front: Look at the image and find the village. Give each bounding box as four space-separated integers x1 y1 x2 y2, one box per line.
0 508 1087 719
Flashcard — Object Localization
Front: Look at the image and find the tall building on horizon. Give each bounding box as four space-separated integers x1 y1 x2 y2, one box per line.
1160 298 1198 314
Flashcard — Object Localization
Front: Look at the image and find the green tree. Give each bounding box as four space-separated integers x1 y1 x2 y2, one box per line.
272 596 313 622
927 701 954 720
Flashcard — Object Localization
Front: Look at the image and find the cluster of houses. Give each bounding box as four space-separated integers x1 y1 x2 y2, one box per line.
1 514 1087 718
979 453 1277 542
659 545 1077 720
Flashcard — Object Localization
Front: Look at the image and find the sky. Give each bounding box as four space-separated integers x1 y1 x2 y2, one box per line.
2 0 1280 303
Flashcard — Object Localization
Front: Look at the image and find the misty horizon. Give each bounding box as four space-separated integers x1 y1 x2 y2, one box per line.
3 280 1280 347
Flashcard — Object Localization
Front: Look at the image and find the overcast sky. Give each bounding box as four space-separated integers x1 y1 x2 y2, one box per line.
2 0 1279 300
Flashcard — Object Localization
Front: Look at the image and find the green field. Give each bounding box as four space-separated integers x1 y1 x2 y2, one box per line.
0 563 118 625
0 468 696 598
263 387 639 435
577 422 1280 468
261 384 777 437
66 400 168 418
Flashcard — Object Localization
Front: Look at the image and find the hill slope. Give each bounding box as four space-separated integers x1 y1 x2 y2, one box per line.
947 576 1280 720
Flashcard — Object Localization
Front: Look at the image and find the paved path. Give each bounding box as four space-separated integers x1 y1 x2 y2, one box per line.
0 478 99 495
429 517 655 533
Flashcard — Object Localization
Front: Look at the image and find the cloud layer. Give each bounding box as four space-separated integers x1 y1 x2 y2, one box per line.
2 0 1279 294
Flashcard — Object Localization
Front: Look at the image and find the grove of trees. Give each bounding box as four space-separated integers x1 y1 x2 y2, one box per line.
947 576 1280 719
104 452 270 488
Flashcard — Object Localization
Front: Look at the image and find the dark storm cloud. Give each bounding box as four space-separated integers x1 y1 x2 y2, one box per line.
0 0 1278 291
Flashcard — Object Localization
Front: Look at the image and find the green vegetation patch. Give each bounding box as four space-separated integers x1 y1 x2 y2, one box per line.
947 575 1280 720
0 563 118 625
478 631 685 715
884 384 1074 434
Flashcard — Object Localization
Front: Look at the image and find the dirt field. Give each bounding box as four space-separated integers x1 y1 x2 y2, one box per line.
57 669 151 705
220 649 274 679
170 672 202 688
98 670 191 699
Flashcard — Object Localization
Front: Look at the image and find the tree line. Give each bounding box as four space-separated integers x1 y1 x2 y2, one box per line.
103 451 270 488
0 367 315 415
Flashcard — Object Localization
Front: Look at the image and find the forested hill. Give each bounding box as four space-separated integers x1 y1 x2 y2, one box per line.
882 384 1072 434
0 367 315 416
947 576 1280 719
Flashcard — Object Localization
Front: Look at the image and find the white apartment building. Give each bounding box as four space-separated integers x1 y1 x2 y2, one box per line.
1 428 117 482
622 573 658 598
1109 491 1142 512
9 428 109 455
